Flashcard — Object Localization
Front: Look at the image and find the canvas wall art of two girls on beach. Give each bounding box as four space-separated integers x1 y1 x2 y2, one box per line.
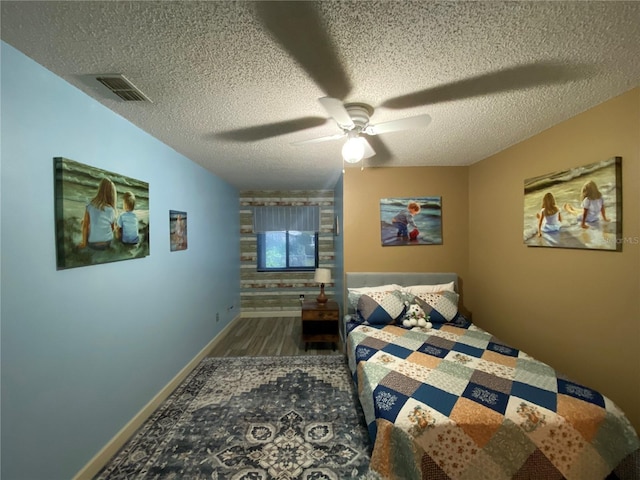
524 157 622 251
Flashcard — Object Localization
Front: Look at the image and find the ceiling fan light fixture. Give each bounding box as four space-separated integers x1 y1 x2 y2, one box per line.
342 136 365 164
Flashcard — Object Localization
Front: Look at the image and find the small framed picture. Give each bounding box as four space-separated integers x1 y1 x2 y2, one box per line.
170 210 187 251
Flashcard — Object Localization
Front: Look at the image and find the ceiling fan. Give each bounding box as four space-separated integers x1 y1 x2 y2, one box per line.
291 97 431 165
215 2 589 166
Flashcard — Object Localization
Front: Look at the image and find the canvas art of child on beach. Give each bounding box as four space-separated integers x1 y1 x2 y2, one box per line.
523 157 621 251
170 210 188 251
380 196 443 246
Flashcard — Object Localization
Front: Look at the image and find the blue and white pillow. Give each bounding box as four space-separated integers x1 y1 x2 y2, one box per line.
413 290 459 323
357 290 406 325
347 284 401 311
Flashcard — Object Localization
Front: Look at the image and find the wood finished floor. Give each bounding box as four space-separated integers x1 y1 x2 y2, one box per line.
207 316 343 357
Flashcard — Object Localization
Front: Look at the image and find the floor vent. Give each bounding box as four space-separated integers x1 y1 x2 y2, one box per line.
95 74 151 102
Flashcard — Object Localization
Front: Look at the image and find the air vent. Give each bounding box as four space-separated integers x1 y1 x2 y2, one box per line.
95 74 151 102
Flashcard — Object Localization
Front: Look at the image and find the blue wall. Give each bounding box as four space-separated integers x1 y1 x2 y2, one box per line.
333 175 345 312
0 42 240 480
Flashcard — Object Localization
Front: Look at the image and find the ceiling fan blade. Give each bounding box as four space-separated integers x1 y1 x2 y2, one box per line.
319 97 354 130
291 132 345 146
363 135 393 164
381 62 593 109
254 2 351 99
365 114 431 136
361 137 376 159
215 117 327 142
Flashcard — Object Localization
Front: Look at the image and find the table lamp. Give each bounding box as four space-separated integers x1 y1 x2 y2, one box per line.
314 268 331 304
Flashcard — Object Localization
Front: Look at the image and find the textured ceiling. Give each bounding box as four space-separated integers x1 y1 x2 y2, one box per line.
2 1 639 190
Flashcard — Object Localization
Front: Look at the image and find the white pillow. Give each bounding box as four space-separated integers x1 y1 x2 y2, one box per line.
403 281 455 294
348 284 402 294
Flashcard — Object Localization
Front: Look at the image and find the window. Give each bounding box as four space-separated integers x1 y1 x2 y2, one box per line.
252 206 320 272
257 231 318 272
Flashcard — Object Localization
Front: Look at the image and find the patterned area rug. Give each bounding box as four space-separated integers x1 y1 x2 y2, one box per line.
95 356 379 480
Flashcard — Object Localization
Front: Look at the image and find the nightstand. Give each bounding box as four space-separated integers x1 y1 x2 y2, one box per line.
301 300 340 351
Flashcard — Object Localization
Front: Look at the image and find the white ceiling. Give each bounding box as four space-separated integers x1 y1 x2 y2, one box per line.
2 1 639 191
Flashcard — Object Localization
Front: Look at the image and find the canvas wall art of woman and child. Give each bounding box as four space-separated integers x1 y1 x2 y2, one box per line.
54 157 149 269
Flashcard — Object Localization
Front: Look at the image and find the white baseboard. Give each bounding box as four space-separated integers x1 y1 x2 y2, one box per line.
73 314 241 480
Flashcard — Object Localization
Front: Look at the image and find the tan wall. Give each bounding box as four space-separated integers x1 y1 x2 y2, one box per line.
343 166 470 304
468 88 640 433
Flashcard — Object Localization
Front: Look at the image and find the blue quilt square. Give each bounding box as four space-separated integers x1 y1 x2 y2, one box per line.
417 342 449 359
487 342 519 357
511 381 557 412
355 344 378 362
557 379 605 408
462 382 509 414
366 305 395 325
412 383 458 416
450 314 472 328
382 343 413 360
428 310 448 323
346 321 361 335
372 385 408 423
367 420 378 443
452 342 484 358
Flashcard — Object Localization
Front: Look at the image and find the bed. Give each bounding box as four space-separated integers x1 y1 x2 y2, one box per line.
345 272 639 480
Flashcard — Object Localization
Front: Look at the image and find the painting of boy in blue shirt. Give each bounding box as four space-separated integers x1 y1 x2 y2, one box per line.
116 191 139 245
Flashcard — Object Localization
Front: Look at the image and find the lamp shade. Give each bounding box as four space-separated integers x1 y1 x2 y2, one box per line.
314 268 331 304
314 268 331 284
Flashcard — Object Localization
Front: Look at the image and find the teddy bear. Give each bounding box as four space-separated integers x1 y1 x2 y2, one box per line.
402 303 432 329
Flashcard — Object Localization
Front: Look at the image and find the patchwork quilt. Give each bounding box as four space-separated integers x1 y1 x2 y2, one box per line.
346 319 640 480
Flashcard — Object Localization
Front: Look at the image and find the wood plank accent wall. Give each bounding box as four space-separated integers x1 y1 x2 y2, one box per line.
240 190 336 317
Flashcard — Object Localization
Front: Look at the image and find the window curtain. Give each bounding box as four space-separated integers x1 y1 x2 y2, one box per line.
252 206 320 233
